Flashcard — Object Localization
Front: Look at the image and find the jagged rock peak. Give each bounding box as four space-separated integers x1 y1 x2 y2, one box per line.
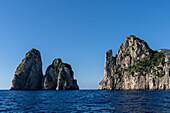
125 35 149 46
99 35 170 90
117 35 151 55
42 58 79 90
11 48 43 90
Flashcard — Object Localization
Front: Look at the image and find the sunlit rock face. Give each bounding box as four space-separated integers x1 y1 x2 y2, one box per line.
99 35 170 90
42 58 79 90
11 48 43 90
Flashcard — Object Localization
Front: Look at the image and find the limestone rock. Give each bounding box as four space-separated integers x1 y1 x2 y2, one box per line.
11 48 43 90
42 58 79 90
99 35 170 90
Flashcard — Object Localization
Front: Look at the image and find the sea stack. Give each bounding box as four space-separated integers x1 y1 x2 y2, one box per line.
42 58 79 90
11 48 43 90
99 35 170 90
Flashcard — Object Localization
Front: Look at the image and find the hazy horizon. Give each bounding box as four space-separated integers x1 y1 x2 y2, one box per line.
0 0 170 89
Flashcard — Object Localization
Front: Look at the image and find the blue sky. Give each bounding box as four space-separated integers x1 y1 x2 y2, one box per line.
0 0 170 89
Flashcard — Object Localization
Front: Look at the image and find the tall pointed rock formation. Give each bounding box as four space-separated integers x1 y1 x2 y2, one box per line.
11 48 43 90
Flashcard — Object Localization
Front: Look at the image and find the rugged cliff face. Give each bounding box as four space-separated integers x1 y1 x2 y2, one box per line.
99 35 170 90
11 49 43 90
42 58 79 90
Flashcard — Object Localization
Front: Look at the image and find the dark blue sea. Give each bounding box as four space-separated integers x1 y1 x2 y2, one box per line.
0 90 170 112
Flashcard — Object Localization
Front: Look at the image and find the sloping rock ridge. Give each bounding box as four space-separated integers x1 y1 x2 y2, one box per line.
99 35 170 90
11 48 43 90
42 58 79 90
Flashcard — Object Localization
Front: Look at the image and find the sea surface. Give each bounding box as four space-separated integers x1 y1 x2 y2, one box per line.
0 90 170 112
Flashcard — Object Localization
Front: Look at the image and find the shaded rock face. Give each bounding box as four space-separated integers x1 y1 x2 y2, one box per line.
11 49 43 90
42 58 79 90
99 35 170 90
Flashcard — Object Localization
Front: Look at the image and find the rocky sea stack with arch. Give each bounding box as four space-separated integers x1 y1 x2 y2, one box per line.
42 58 79 90
99 35 170 90
11 48 79 90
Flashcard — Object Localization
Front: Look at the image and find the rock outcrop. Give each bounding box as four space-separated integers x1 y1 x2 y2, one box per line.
42 58 79 90
99 35 170 90
158 49 170 58
11 49 43 90
11 49 79 90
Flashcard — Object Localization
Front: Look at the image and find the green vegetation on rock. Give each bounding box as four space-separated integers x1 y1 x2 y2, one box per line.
115 50 166 77
120 51 166 77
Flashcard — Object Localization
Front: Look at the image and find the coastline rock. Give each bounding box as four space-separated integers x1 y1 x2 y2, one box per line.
99 35 170 90
42 58 79 90
11 48 43 90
